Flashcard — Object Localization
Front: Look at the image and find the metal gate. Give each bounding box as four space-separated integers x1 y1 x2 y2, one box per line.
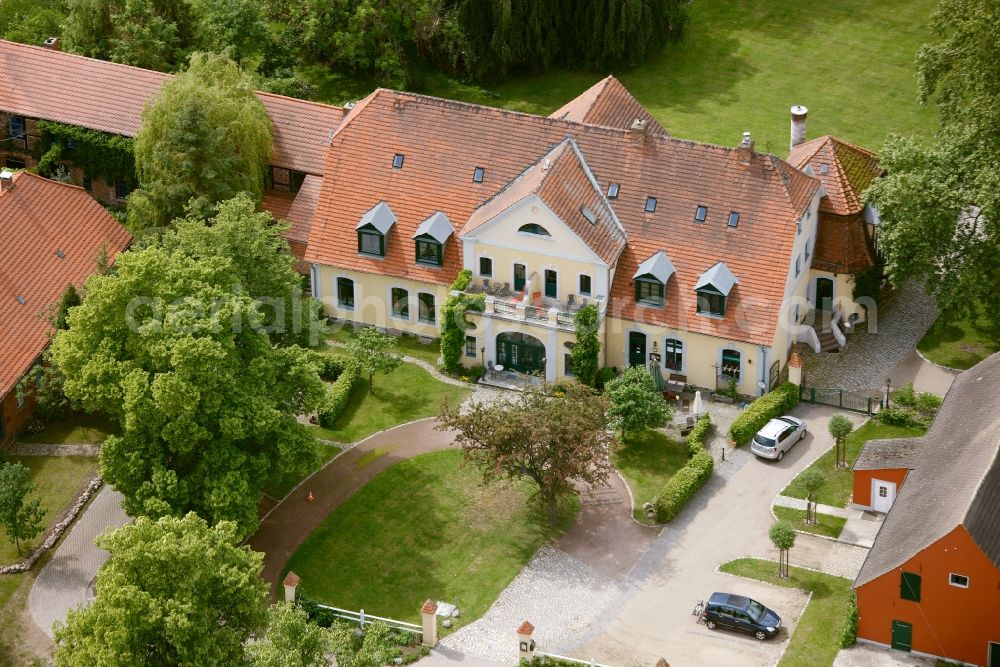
768 360 781 391
800 386 881 414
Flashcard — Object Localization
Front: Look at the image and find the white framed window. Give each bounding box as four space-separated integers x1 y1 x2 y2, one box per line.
795 255 801 277
949 573 969 588
578 274 592 296
479 256 493 277
391 287 409 320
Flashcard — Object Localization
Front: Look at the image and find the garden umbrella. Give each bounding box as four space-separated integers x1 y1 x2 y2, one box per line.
693 390 705 417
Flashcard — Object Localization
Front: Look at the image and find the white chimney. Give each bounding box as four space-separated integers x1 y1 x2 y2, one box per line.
0 170 14 191
737 131 754 165
790 105 808 152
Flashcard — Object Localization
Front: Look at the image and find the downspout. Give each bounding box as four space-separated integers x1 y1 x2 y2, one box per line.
759 345 769 396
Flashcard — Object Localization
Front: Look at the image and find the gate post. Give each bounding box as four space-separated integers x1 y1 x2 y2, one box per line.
787 353 803 386
838 389 844 408
282 571 300 603
420 600 438 648
517 621 536 662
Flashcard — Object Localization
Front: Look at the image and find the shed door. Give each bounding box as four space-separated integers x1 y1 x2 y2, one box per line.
872 479 896 513
989 641 1000 667
890 620 912 652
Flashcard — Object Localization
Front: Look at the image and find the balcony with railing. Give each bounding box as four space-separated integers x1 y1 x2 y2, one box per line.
461 284 600 332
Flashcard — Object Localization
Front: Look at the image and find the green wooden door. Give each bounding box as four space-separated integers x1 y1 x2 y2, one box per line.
544 269 557 298
497 334 544 374
989 642 1000 667
514 264 526 292
890 620 912 652
628 332 647 367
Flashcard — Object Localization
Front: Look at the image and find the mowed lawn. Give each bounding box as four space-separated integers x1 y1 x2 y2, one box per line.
286 450 577 627
612 429 688 523
20 411 119 444
721 558 853 667
324 328 442 367
918 304 1000 370
0 456 97 564
322 362 471 444
782 420 925 508
304 0 938 152
773 506 846 540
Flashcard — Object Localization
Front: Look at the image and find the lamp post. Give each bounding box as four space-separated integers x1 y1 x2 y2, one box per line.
884 377 892 409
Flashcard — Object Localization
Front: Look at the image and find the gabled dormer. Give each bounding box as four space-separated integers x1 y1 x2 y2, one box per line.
633 251 675 308
355 201 396 257
412 212 454 267
694 261 738 317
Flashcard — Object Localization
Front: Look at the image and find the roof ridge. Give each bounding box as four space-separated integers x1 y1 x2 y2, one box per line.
9 170 91 193
0 38 171 80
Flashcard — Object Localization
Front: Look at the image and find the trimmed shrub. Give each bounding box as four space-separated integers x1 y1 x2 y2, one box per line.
727 382 800 446
685 414 712 457
654 450 714 522
839 591 859 648
594 366 617 391
317 363 358 428
892 382 917 406
875 406 921 427
313 353 348 381
915 392 942 412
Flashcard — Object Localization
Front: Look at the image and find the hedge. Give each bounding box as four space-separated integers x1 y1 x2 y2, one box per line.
317 362 358 428
839 591 859 648
727 382 800 446
313 353 348 381
685 414 712 457
654 450 714 522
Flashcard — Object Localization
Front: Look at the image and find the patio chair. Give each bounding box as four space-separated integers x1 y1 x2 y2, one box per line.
567 294 577 311
483 278 492 292
499 282 511 298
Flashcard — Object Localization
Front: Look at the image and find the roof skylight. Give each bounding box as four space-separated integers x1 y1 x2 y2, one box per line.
473 166 485 183
727 211 740 228
645 197 657 213
607 183 620 198
392 153 405 169
695 205 707 223
819 163 829 175
581 206 597 224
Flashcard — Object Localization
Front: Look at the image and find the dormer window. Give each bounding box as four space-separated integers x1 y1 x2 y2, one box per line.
727 211 740 227
633 251 675 308
518 223 551 237
392 153 405 169
645 197 657 213
355 201 397 258
607 183 620 198
695 205 708 223
473 166 485 183
412 211 454 268
695 261 738 318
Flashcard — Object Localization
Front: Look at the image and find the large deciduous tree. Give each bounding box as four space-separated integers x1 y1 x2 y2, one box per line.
605 365 672 441
161 194 323 348
438 382 614 525
49 238 324 536
0 462 45 556
865 0 1000 316
127 52 272 235
54 513 268 666
245 602 333 667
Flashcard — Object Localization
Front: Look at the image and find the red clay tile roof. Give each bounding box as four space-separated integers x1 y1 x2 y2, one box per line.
284 176 323 244
0 172 131 399
461 138 627 265
788 135 882 216
307 89 820 346
0 39 345 175
261 189 295 223
550 76 667 136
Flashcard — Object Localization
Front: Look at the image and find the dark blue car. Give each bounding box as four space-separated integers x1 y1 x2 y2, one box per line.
702 592 782 640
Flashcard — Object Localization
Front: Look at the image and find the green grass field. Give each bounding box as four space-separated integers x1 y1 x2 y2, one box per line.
782 420 925 507
324 328 442 367
286 450 577 627
612 429 689 523
304 0 938 152
773 506 846 540
0 456 97 564
918 304 1000 370
20 412 119 444
720 558 853 667
322 362 471 444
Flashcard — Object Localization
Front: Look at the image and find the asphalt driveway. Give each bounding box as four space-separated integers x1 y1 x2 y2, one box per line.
561 403 865 667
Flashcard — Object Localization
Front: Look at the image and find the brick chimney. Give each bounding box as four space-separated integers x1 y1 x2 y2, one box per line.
42 37 61 51
737 131 754 165
628 118 649 146
790 105 808 152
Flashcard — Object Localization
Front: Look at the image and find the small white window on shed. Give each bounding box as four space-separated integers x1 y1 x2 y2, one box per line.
949 573 969 588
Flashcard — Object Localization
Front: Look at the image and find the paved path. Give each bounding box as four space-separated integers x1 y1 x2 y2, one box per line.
559 403 864 667
9 442 101 456
28 487 129 638
803 280 941 391
773 494 852 518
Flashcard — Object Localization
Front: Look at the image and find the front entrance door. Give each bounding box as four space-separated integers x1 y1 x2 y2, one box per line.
628 332 647 367
890 620 912 652
988 641 1000 667
514 264 526 292
872 479 896 513
544 269 557 299
496 332 545 374
816 277 834 312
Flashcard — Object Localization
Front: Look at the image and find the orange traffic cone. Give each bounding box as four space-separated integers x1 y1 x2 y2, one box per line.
307 491 315 502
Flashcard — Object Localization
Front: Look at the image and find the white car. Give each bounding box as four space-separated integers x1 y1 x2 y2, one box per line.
751 416 806 461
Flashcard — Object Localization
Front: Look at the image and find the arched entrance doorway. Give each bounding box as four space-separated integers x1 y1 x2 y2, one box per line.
815 277 834 312
497 332 545 374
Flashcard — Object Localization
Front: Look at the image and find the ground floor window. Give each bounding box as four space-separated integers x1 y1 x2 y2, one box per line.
465 336 477 358
391 287 409 319
721 348 741 381
337 277 355 308
479 256 492 277
564 353 575 376
664 338 683 371
418 292 436 323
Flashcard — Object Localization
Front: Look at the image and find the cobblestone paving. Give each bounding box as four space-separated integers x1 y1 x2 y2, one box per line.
820 542 870 580
9 442 101 456
28 486 130 638
802 280 940 391
439 546 621 663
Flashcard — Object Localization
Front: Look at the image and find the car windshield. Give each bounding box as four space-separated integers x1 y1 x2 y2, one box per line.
747 600 765 621
753 434 775 448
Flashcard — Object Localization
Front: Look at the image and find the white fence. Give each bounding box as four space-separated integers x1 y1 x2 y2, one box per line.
535 651 612 667
311 603 422 636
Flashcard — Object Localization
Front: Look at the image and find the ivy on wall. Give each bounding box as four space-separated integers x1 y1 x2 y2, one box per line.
440 269 485 373
35 120 135 183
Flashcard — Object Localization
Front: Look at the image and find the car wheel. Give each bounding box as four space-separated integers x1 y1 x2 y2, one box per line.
755 630 767 640
705 620 717 630
800 429 807 440
777 450 785 461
